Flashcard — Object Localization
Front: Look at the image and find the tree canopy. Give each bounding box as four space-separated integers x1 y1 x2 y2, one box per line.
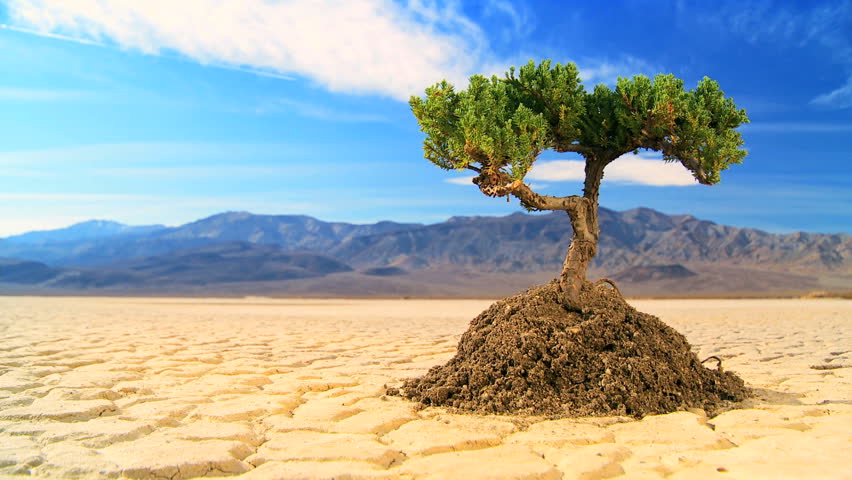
410 59 749 199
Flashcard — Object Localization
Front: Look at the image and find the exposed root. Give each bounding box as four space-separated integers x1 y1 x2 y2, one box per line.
593 278 622 297
701 356 724 371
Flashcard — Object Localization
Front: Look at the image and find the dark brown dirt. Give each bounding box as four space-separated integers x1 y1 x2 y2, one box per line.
399 281 749 417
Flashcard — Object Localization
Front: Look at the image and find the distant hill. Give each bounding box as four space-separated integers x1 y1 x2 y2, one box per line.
0 208 849 296
612 264 698 283
0 258 63 284
3 220 165 245
0 212 420 266
0 220 167 265
0 243 352 290
121 242 352 284
328 208 851 275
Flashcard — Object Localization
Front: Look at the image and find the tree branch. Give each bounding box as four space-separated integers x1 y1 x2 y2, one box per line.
473 170 584 212
553 142 594 155
677 156 711 185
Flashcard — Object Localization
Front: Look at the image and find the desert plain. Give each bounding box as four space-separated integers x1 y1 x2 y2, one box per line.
0 295 850 480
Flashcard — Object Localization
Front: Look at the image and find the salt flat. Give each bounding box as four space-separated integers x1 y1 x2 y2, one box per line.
0 296 850 479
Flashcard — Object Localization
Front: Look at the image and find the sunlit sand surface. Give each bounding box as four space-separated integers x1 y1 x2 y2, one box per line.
0 296 850 479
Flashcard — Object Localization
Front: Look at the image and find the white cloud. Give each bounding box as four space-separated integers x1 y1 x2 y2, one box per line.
527 160 586 182
440 154 696 188
811 76 852 109
4 0 496 101
528 154 697 186
445 176 475 185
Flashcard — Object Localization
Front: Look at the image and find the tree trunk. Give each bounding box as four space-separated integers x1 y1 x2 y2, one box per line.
558 158 605 309
558 199 598 307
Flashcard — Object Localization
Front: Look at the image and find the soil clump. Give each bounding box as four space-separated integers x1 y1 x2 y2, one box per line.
399 281 749 417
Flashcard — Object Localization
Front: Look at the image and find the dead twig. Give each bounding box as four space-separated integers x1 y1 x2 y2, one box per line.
701 355 723 371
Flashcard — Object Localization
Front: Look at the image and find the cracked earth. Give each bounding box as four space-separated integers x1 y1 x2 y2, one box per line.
0 296 850 479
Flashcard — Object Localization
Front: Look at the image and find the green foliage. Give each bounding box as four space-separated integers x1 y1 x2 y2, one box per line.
410 60 748 188
410 73 550 180
613 74 749 184
505 60 586 150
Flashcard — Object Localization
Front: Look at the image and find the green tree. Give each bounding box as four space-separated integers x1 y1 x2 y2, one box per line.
411 60 748 308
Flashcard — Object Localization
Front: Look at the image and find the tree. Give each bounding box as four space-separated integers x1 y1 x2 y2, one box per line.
411 60 748 308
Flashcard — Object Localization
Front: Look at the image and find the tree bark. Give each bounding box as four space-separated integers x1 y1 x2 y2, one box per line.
558 198 596 307
473 157 609 309
558 158 606 309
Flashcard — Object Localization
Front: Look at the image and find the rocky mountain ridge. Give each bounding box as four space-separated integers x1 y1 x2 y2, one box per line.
0 208 848 296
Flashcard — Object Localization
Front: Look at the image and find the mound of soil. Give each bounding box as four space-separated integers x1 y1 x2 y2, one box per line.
400 281 749 417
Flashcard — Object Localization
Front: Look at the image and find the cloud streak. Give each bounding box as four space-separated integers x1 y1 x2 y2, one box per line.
811 76 852 109
528 154 697 187
263 98 388 122
743 122 852 133
0 86 89 101
0 142 317 166
685 1 852 109
4 0 498 101
445 176 475 186
443 155 697 188
0 193 154 201
577 56 662 86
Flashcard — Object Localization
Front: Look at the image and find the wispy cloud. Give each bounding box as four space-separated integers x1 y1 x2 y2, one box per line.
577 56 662 86
0 193 155 201
693 0 851 59
0 142 315 167
685 1 852 109
91 164 343 179
260 98 388 123
0 23 107 47
743 122 852 133
445 176 475 186
811 76 852 109
483 0 534 40
4 169 57 178
3 0 503 101
0 86 89 101
442 154 697 187
528 154 697 187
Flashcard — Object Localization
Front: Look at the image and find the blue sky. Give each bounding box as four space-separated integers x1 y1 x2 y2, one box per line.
0 0 850 236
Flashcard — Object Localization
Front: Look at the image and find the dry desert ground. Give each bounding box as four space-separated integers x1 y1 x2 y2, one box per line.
0 295 850 479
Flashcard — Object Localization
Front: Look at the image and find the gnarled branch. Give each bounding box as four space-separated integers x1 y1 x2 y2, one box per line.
472 170 585 212
676 155 711 185
553 142 594 155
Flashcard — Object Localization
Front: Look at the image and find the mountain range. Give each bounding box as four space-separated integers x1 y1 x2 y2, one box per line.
0 208 849 297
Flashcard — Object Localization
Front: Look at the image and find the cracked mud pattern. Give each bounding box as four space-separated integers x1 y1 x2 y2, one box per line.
0 296 850 480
